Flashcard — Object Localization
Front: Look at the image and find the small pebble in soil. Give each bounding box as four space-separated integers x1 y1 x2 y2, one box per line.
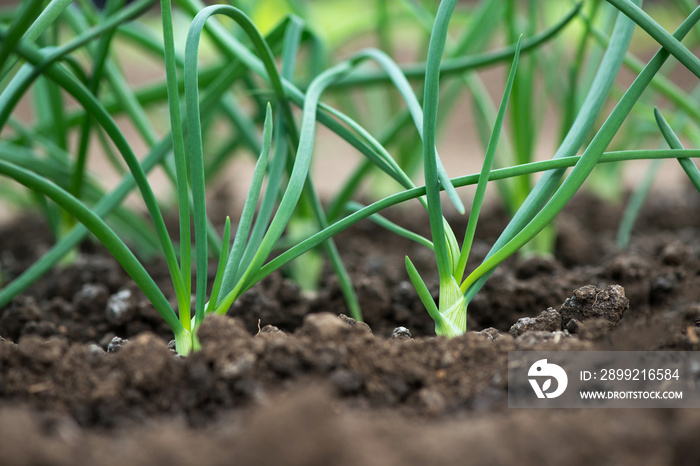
107 336 128 353
105 289 135 325
391 326 413 340
509 308 563 337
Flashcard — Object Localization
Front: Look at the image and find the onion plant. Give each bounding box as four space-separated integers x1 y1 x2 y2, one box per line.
400 0 700 336
247 1 700 338
464 1 698 335
1 0 699 351
0 0 488 350
0 0 578 312
0 1 326 353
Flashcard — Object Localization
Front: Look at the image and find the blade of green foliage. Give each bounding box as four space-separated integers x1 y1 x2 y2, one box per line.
219 105 273 302
238 16 304 256
0 137 159 255
27 75 62 238
2 28 189 318
1 62 257 305
616 158 662 249
159 0 193 322
71 0 124 198
174 0 574 205
463 0 640 303
588 20 700 128
460 7 700 294
606 0 700 79
0 0 43 75
405 256 443 326
0 0 75 83
0 159 182 335
331 3 581 88
0 135 170 308
654 108 700 192
505 1 535 205
44 53 68 154
250 148 700 288
455 37 521 283
213 59 356 315
185 7 219 324
0 0 156 132
207 217 231 318
422 0 458 283
22 0 74 44
345 201 433 250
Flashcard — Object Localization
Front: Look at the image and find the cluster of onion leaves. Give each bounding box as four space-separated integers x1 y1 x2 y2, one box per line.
1 0 699 352
404 0 700 337
0 0 585 352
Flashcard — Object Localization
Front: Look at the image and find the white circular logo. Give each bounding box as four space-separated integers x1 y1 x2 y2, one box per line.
528 359 568 399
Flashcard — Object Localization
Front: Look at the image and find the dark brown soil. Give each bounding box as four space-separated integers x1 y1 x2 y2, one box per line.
2 190 700 465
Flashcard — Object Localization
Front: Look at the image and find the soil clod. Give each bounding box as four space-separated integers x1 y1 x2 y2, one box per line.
558 284 629 328
509 307 563 337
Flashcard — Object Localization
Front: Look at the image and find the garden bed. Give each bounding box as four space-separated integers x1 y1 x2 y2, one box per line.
1 190 700 465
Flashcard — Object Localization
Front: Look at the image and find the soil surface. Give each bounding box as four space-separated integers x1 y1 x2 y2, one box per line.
2 190 700 465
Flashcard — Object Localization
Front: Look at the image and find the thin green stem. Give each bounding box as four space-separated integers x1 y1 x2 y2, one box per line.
252 149 700 288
